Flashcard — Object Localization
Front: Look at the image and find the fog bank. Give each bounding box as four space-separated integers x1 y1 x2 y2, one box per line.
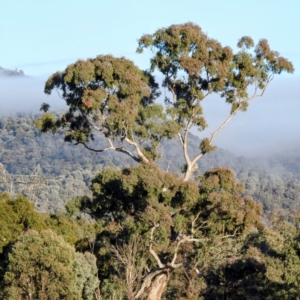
0 76 67 116
198 77 300 157
0 75 299 158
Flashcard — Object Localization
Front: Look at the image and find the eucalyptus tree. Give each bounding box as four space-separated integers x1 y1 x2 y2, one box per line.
66 165 263 299
37 55 178 164
137 23 294 181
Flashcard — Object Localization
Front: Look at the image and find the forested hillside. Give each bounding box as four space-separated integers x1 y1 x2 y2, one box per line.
0 114 299 214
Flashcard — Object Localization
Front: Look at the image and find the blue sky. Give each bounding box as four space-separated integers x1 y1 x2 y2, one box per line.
1 0 299 76
1 0 299 156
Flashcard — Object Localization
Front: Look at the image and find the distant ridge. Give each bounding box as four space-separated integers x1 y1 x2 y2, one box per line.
0 66 25 77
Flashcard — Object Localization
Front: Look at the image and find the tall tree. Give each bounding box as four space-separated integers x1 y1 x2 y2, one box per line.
137 22 294 181
37 55 178 164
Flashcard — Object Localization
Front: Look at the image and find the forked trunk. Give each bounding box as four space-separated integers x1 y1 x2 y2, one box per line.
147 273 168 300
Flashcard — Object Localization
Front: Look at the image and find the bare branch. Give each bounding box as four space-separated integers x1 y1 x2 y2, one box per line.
184 76 276 180
168 83 177 105
192 214 209 235
191 211 202 235
181 117 193 168
177 132 184 147
165 160 171 173
106 137 114 148
124 137 150 164
111 238 146 300
191 108 237 167
149 224 164 269
76 141 142 163
55 88 64 100
248 75 273 101
76 142 114 153
170 234 205 268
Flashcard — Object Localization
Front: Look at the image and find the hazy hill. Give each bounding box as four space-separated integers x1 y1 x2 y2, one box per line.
0 66 25 78
0 114 299 213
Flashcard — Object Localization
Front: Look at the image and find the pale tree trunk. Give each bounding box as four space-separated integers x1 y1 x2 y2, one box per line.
147 273 168 300
135 271 169 300
183 157 201 182
183 165 194 182
135 226 170 300
180 105 243 182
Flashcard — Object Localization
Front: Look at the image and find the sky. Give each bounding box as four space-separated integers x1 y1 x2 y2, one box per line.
0 0 299 156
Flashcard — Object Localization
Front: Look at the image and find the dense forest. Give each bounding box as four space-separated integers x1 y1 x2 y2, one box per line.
1 22 299 299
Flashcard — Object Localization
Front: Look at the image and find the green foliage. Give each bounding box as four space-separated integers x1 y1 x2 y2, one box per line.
77 164 193 223
74 252 100 300
199 138 217 154
197 168 263 235
202 210 300 299
40 102 50 112
137 23 234 93
2 229 99 299
0 193 101 297
44 212 97 249
0 193 44 255
38 55 177 164
35 21 294 181
0 194 46 289
35 112 56 133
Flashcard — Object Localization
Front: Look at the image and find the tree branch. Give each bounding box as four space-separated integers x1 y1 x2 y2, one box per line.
149 224 164 269
191 107 238 168
134 224 168 298
184 77 275 181
168 83 177 105
170 234 205 268
124 137 150 164
177 132 184 147
76 141 142 163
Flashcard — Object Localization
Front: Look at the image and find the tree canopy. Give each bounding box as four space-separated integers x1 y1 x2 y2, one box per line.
37 55 178 164
0 193 44 255
137 22 294 180
2 229 99 300
37 22 293 181
66 164 263 298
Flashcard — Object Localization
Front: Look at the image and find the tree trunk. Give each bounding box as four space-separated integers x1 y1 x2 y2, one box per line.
183 165 194 182
147 273 168 300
